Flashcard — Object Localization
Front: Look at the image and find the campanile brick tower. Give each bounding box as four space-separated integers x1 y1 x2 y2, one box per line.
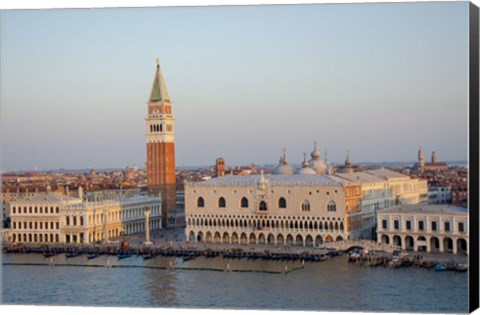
146 59 176 228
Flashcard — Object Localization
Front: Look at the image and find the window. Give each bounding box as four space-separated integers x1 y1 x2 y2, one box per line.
394 220 399 230
278 197 287 208
56 222 59 229
197 197 205 208
458 222 465 232
241 197 249 208
444 222 450 232
218 197 226 208
259 201 267 211
66 216 70 226
418 221 424 231
406 220 412 230
327 200 336 212
12 207 16 214
56 207 59 214
431 221 437 231
301 200 310 212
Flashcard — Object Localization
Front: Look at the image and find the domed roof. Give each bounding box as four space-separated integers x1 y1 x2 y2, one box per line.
273 149 294 176
310 141 321 160
310 159 328 174
309 142 329 174
274 164 294 176
297 166 316 175
296 152 316 175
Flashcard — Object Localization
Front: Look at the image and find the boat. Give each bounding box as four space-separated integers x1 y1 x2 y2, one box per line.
456 264 468 272
117 253 132 260
142 253 156 261
434 264 446 271
43 251 56 258
65 252 79 258
182 255 195 262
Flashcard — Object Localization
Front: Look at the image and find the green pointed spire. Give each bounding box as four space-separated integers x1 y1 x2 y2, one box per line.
149 59 170 102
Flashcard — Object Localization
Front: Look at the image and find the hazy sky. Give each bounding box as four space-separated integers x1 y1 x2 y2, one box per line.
0 2 470 171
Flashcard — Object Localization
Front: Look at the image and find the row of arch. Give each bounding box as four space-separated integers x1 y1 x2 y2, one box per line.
197 197 337 212
186 230 344 246
187 216 345 232
380 234 468 254
12 233 59 243
150 124 163 133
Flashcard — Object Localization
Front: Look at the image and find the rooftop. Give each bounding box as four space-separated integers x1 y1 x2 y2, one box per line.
187 174 344 187
14 193 81 203
364 168 409 180
333 171 387 183
377 204 468 216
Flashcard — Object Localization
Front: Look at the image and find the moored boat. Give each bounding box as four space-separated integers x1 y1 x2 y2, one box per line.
434 264 446 271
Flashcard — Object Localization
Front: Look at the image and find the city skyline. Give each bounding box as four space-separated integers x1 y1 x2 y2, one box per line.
1 2 470 171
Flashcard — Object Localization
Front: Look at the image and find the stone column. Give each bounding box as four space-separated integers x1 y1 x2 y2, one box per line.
452 238 457 254
144 209 152 245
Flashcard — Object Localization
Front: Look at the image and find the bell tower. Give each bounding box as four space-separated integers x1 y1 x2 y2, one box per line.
146 59 176 228
418 147 425 173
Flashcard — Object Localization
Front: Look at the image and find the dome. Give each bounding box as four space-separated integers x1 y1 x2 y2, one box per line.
308 142 329 175
296 152 316 175
310 159 328 174
297 166 316 175
273 150 294 176
274 163 294 176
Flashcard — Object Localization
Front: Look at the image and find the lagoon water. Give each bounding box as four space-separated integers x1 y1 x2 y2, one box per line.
1 253 468 313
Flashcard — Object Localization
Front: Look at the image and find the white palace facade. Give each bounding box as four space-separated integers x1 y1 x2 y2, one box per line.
377 204 468 254
8 191 161 244
185 173 349 246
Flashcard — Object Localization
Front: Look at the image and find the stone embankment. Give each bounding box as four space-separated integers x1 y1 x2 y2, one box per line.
347 249 468 272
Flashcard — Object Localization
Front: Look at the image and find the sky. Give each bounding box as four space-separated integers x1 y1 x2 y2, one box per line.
0 1 471 171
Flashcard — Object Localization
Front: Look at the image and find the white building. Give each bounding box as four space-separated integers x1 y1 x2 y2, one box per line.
427 186 452 204
185 173 349 246
334 171 395 240
377 204 468 254
9 193 82 243
364 168 428 205
8 192 161 244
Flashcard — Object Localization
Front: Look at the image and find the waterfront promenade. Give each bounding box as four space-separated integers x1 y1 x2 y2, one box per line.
2 228 468 266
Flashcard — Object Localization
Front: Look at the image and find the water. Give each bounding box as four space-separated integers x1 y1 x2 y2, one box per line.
1 253 468 313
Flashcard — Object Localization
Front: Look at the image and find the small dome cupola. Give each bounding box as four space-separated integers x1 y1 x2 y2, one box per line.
273 148 294 176
297 152 316 175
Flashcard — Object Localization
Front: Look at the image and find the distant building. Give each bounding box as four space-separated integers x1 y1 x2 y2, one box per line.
84 188 142 202
145 60 176 228
377 204 468 254
335 151 362 174
451 182 468 207
427 186 452 204
363 168 428 205
334 171 396 240
412 148 448 173
214 158 226 177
